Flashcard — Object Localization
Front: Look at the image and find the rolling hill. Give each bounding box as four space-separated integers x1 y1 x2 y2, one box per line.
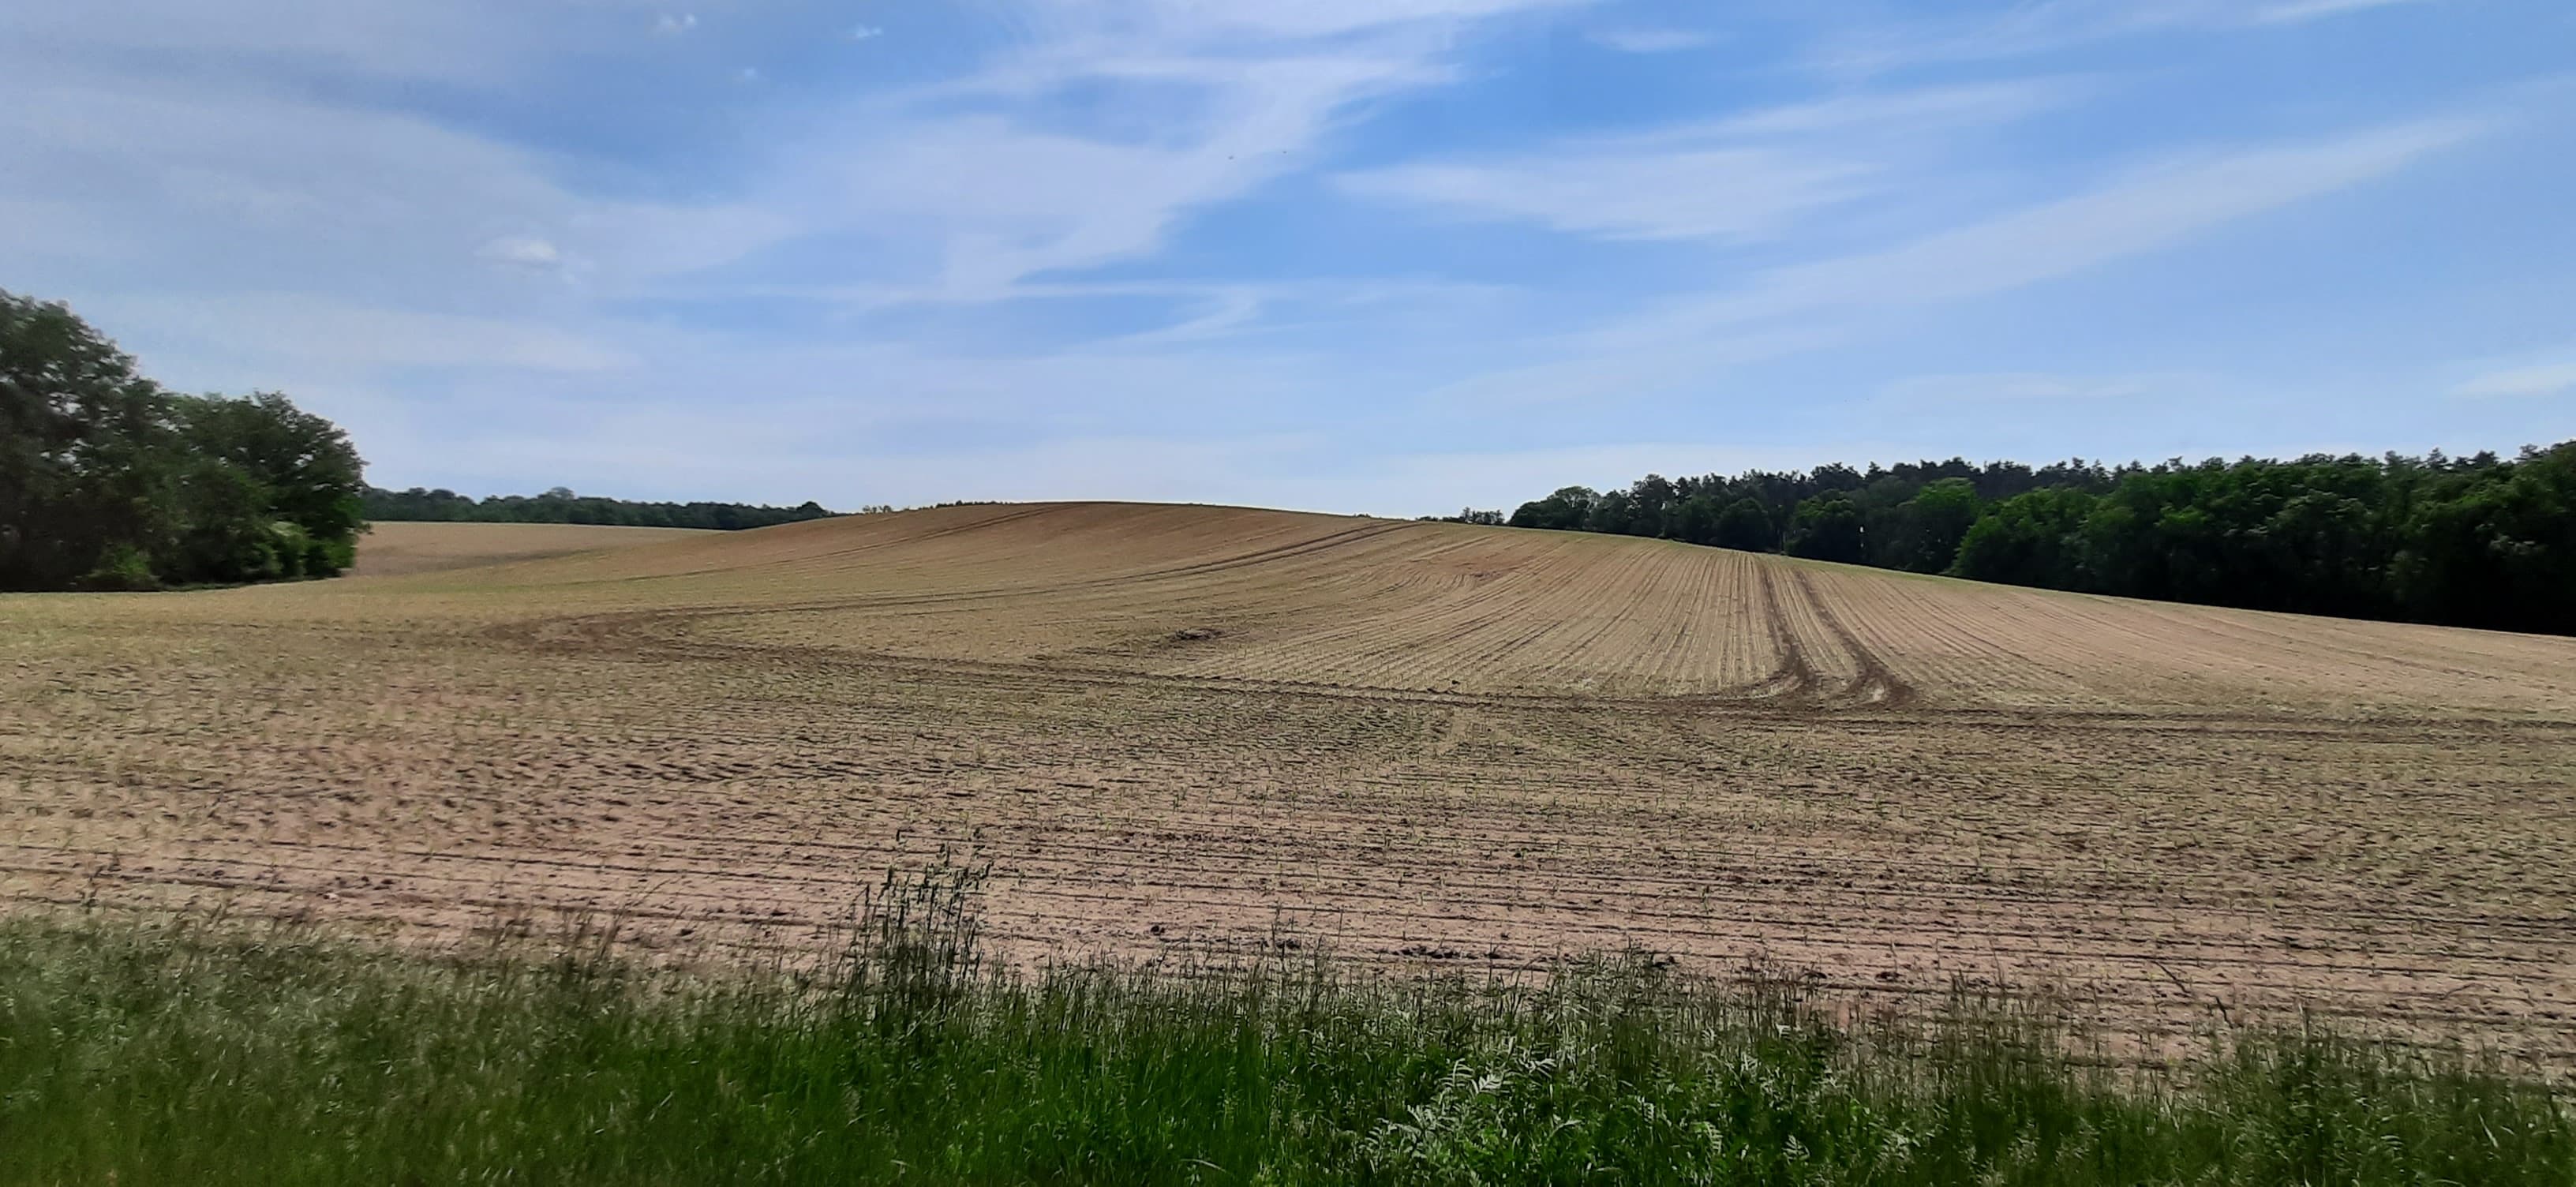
349 521 716 578
11 501 2575 1062
361 502 2576 720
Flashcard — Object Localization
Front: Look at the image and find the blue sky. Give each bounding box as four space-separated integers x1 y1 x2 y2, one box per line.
3 0 2571 515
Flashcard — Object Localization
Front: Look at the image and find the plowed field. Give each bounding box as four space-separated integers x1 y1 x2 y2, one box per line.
8 503 2575 1058
348 521 713 577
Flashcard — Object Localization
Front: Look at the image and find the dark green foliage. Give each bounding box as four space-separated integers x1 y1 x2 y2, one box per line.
1784 492 1867 563
1953 487 2101 590
0 290 183 589
1874 478 1982 574
2387 446 2576 632
4 884 2569 1185
177 391 365 560
0 289 365 590
1506 485 1601 531
1714 496 1775 552
1500 444 2576 635
363 484 837 530
73 542 158 592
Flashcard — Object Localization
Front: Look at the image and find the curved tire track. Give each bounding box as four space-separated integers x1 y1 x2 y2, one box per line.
1792 569 1919 710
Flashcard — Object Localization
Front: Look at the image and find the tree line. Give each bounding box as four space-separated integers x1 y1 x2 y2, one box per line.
1461 443 2576 635
364 486 838 530
2 290 365 590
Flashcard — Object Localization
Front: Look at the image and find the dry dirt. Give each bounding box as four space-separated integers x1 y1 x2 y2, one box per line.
347 521 713 577
6 503 2574 1058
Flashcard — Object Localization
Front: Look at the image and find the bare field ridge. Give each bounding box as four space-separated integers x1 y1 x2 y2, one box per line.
397 501 2574 717
7 504 2576 1061
348 521 714 577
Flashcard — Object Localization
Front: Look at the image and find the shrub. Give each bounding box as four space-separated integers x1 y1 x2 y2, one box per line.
73 542 159 591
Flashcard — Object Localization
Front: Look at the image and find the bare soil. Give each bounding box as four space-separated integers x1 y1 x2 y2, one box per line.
7 504 2573 1059
347 521 713 577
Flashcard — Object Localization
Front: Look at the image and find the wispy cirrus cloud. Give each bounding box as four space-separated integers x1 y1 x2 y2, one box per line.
476 235 566 271
0 0 2560 511
0 59 797 298
1436 116 2488 406
1687 117 2485 322
2252 0 2436 25
1340 147 1870 244
609 0 1590 305
2454 359 2576 399
92 291 637 375
0 0 575 82
1814 0 2440 74
1339 80 2070 244
0 0 1572 333
848 54 1457 299
1877 371 2165 406
0 0 1604 505
1588 28 1724 53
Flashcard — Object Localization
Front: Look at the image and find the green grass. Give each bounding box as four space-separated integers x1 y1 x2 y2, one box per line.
2 869 2567 1185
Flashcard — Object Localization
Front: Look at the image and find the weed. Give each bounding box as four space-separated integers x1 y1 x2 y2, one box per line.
1 876 2567 1185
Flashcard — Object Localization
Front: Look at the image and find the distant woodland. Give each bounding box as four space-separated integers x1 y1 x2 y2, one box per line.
1462 443 2576 635
2 290 365 590
363 487 839 531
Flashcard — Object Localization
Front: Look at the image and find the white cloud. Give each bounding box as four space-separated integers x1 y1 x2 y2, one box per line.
0 0 575 83
477 234 564 269
1686 81 2077 138
0 63 798 298
0 1 1547 315
829 45 1466 299
1878 372 2162 405
1230 442 1934 515
1620 117 2485 336
1344 148 1869 243
1 0 2549 511
1052 0 1589 41
0 0 1585 485
2252 0 2434 25
2454 360 2576 399
1588 28 1723 53
1438 118 2484 406
388 409 1939 515
102 293 638 374
0 197 131 261
850 24 884 41
1814 0 2439 74
1339 81 2065 244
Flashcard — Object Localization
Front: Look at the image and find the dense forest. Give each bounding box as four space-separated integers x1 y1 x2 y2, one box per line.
364 486 839 530
1465 443 2576 635
2 290 365 590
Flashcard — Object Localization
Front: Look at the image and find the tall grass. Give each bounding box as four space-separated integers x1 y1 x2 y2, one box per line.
2 870 2567 1185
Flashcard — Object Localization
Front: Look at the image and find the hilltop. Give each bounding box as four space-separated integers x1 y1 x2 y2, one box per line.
361 501 2576 720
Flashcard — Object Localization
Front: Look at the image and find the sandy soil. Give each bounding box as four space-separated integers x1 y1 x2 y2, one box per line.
6 504 2573 1060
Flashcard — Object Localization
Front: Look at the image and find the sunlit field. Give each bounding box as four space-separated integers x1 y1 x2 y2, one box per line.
8 507 2576 1181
